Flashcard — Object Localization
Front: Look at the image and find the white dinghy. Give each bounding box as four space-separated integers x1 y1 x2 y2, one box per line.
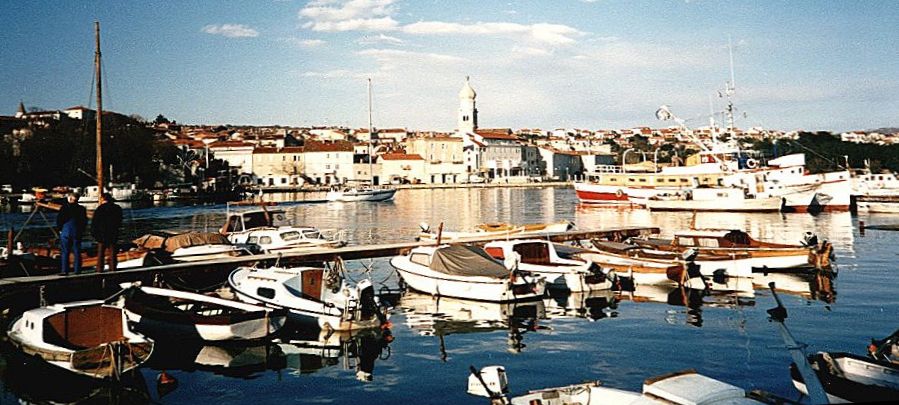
468 366 776 405
7 300 154 380
483 240 612 292
228 265 384 331
390 244 546 302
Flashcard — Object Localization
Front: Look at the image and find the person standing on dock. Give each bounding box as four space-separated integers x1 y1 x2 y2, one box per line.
91 193 122 272
57 192 87 275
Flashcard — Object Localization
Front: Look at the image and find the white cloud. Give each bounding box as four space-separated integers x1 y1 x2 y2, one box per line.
281 37 327 47
356 33 405 45
201 24 259 38
402 21 584 46
357 48 467 65
300 0 399 31
301 69 367 79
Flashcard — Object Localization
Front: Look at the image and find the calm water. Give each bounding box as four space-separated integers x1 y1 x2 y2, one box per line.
2 187 898 404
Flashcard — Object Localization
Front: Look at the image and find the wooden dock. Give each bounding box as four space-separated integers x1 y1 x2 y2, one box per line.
0 226 657 309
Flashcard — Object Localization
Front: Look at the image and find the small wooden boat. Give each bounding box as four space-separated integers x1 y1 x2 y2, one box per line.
228 265 384 331
631 229 832 271
468 367 777 404
790 352 899 403
560 243 684 286
417 220 573 241
390 244 546 302
483 240 612 292
118 284 288 342
7 300 154 380
590 239 762 279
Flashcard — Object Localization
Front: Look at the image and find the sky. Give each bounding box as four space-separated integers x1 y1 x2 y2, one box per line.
1 1 897 132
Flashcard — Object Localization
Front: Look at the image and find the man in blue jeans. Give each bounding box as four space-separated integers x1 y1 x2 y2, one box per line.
57 192 87 275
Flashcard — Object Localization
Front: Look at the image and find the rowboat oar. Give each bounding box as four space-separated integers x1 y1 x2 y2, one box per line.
766 282 830 404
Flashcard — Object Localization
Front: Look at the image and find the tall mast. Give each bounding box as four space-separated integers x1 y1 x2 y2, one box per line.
367 78 373 184
94 21 104 198
724 35 736 134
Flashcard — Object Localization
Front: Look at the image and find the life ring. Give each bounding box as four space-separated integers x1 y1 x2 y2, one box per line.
615 189 624 198
746 159 759 169
720 163 729 172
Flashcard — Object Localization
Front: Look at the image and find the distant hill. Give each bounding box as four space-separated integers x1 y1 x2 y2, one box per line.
866 127 899 133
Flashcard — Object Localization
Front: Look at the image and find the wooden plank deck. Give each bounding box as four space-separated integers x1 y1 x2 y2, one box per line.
0 227 658 297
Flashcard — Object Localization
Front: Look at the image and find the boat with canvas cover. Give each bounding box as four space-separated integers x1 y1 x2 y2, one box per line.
117 283 287 342
417 221 573 241
7 300 153 380
390 244 546 302
228 265 384 331
468 366 778 404
132 231 250 262
483 239 612 292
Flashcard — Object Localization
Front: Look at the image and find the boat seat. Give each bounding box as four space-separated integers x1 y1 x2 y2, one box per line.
43 306 124 350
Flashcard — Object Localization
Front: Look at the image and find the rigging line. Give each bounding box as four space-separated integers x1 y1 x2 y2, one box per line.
787 139 842 168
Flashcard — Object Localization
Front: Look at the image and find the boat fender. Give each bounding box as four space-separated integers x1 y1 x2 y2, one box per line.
615 189 624 198
746 159 759 169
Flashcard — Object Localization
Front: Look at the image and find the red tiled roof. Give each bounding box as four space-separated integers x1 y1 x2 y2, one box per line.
380 153 424 161
304 140 354 152
208 141 254 148
476 129 518 140
254 146 304 154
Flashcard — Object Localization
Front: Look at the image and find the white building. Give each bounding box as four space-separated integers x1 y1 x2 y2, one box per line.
208 141 255 174
303 140 354 185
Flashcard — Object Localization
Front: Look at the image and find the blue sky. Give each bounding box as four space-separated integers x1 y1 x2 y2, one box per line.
2 1 896 132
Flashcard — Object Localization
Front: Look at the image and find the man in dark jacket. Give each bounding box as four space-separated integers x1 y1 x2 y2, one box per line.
91 193 123 272
57 192 87 275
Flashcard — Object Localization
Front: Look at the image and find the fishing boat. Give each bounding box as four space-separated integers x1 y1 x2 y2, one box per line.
118 283 287 341
222 209 347 253
132 231 250 262
790 352 899 403
483 239 612 292
228 265 384 331
635 187 783 212
326 78 396 203
631 229 833 271
418 220 573 241
390 244 546 302
468 366 778 405
7 300 154 380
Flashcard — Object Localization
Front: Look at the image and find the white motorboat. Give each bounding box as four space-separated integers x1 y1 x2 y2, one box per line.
483 240 612 292
636 187 784 212
326 185 397 202
390 245 546 302
228 265 384 331
791 352 899 403
468 367 775 404
7 300 154 380
118 284 288 342
857 201 899 213
418 220 573 241
222 209 347 253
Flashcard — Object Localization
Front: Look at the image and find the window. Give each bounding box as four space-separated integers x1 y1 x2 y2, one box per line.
247 236 259 244
259 236 272 245
257 287 276 299
280 231 300 241
639 178 647 183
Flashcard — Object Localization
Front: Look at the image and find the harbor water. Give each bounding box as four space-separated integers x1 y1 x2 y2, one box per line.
1 186 897 404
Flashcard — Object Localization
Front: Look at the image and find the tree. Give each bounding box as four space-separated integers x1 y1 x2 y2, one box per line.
154 114 170 125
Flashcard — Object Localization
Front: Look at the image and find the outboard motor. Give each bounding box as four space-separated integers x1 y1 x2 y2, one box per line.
467 366 509 399
801 231 819 247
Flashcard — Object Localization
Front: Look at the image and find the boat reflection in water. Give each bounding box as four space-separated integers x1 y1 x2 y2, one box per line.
542 290 620 321
616 270 836 327
398 291 544 357
0 340 151 405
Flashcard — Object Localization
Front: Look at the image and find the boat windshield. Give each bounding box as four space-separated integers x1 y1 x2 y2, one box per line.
302 230 322 239
280 231 301 241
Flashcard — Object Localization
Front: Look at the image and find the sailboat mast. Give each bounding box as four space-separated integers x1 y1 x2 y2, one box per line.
94 21 104 198
367 78 373 184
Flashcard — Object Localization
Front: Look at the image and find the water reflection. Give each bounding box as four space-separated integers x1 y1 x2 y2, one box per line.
543 290 620 321
0 340 151 404
397 291 543 357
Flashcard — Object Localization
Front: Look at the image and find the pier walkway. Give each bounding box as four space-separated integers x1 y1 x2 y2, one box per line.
0 227 657 307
